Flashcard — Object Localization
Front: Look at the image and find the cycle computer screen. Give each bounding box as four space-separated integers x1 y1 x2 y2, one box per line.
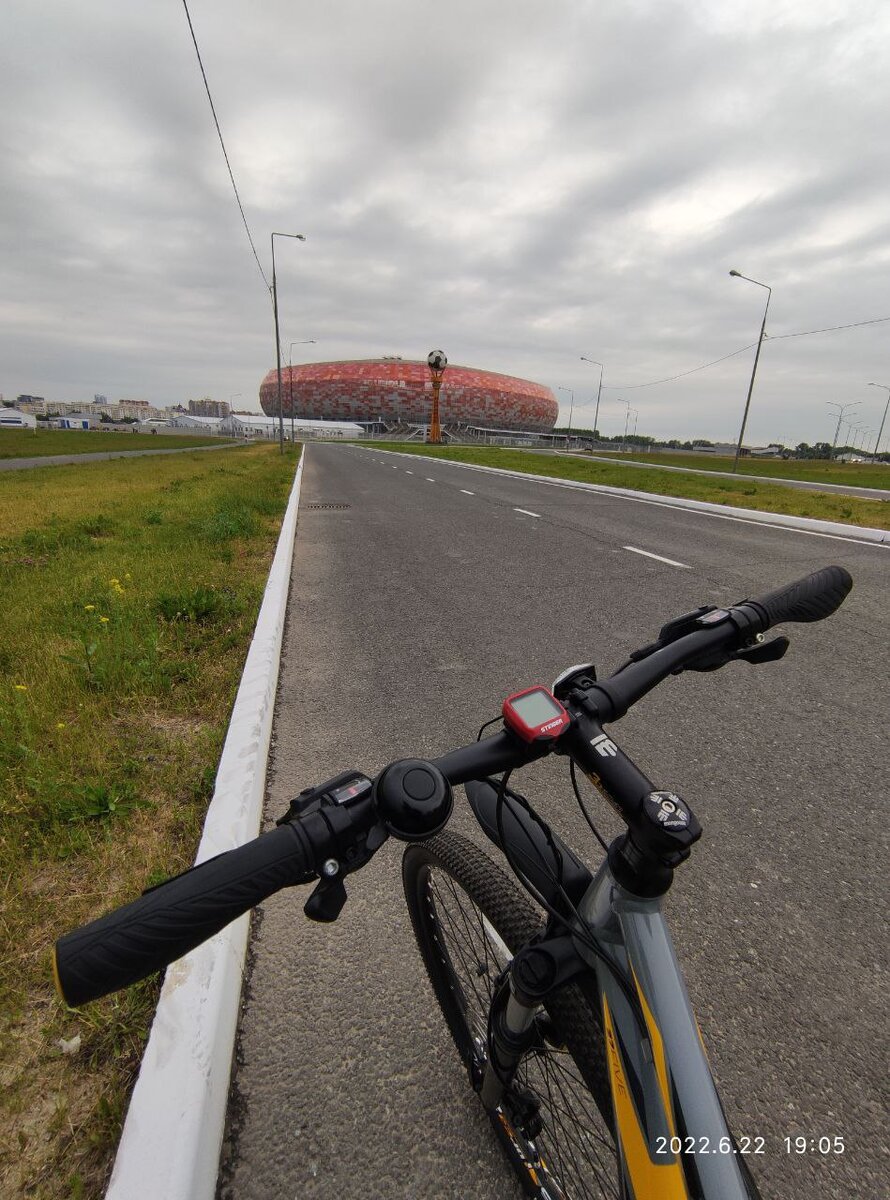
502 686 570 743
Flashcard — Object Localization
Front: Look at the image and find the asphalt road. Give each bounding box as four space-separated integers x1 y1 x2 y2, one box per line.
218 443 888 1200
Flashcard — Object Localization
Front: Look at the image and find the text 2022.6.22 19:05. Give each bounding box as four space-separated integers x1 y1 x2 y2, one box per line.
656 1135 845 1156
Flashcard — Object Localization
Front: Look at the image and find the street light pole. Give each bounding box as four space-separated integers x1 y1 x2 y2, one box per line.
827 401 861 457
271 232 306 454
728 269 772 472
288 339 316 445
580 356 604 442
557 387 574 448
868 383 890 458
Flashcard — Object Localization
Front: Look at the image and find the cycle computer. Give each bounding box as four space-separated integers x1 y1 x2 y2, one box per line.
502 686 570 743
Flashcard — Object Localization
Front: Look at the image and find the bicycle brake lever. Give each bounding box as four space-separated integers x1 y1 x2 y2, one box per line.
734 635 790 665
682 634 790 674
304 876 348 922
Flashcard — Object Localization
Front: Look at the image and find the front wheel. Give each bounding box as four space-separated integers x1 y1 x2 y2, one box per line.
402 831 618 1199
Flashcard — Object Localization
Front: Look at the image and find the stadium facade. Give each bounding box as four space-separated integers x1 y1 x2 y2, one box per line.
258 359 558 433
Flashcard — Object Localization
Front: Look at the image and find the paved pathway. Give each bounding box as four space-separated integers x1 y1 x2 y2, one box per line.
219 442 886 1200
0 442 244 471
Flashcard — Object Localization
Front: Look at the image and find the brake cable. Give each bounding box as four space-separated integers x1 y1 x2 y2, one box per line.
489 768 648 1040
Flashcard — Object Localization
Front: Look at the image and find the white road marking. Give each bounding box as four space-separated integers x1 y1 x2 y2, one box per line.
514 507 540 518
359 448 887 549
623 546 690 568
460 489 475 495
426 477 435 482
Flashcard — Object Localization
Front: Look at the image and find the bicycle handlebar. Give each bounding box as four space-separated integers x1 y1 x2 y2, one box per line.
53 565 852 1007
740 563 853 630
54 821 318 1007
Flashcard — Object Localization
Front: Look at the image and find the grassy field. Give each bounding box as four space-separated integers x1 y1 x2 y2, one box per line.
589 449 890 489
0 429 235 459
367 443 889 530
0 445 299 1199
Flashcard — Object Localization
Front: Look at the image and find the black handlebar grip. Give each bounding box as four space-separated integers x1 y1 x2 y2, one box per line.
53 821 317 1007
745 565 853 632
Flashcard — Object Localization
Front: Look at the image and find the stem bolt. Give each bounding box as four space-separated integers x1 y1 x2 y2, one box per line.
322 858 339 877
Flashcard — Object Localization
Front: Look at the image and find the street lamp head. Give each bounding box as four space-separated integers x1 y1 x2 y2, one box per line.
729 269 741 277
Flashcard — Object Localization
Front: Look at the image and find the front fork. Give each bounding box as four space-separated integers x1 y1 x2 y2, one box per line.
479 931 588 1112
480 984 539 1109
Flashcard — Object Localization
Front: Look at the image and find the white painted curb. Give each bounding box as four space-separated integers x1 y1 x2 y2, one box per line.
105 451 306 1200
362 447 889 545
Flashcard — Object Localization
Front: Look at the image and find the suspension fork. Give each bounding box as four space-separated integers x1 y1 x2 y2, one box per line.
480 932 590 1109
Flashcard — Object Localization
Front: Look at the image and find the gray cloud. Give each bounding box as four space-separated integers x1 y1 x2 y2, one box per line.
1 0 889 446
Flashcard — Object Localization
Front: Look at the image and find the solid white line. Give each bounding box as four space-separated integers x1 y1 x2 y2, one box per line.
623 545 690 568
460 489 475 495
514 507 541 518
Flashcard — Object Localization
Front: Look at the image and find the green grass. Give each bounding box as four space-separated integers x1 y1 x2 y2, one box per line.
589 449 890 490
0 444 299 1199
0 428 236 459
366 443 889 530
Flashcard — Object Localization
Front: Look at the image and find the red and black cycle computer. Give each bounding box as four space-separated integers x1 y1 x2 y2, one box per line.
502 686 570 744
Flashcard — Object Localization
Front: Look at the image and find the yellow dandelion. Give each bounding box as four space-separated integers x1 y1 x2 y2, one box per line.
14 684 28 691
99 616 110 624
124 573 132 580
84 604 95 611
57 722 66 729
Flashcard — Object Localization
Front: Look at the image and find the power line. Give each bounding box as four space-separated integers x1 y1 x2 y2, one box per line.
766 314 890 341
602 342 757 390
181 0 270 292
603 314 890 390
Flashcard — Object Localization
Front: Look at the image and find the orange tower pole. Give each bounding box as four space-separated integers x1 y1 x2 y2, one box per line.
427 350 447 444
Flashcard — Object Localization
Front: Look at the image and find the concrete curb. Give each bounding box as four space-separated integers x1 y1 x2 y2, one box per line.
105 451 306 1200
362 447 889 545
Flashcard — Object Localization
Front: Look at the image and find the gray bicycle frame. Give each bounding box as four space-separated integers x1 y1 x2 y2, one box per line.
483 850 758 1199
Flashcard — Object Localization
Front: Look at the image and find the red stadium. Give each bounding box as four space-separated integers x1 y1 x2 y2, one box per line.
258 359 558 433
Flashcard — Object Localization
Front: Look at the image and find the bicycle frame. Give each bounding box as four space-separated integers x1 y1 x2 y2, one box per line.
577 862 760 1199
467 780 760 1200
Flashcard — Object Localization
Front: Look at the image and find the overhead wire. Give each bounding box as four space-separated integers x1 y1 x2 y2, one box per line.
602 314 890 391
181 0 271 292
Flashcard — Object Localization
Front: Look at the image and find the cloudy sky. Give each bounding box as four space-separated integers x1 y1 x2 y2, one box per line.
2 0 889 446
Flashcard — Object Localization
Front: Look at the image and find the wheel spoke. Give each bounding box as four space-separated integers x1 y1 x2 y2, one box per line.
408 845 618 1199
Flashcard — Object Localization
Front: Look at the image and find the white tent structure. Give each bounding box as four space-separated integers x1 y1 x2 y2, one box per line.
167 414 225 432
220 413 363 440
0 408 37 428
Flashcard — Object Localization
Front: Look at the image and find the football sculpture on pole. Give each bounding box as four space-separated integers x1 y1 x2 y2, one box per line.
427 350 447 444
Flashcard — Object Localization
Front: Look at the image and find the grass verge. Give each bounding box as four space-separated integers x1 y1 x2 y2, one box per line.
586 449 890 489
0 444 300 1199
0 429 236 459
366 443 889 530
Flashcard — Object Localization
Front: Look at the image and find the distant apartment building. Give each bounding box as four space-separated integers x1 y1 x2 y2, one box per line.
188 398 230 418
15 397 165 420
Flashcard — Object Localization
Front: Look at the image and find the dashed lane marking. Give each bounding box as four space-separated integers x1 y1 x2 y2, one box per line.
514 507 540 518
623 546 690 568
